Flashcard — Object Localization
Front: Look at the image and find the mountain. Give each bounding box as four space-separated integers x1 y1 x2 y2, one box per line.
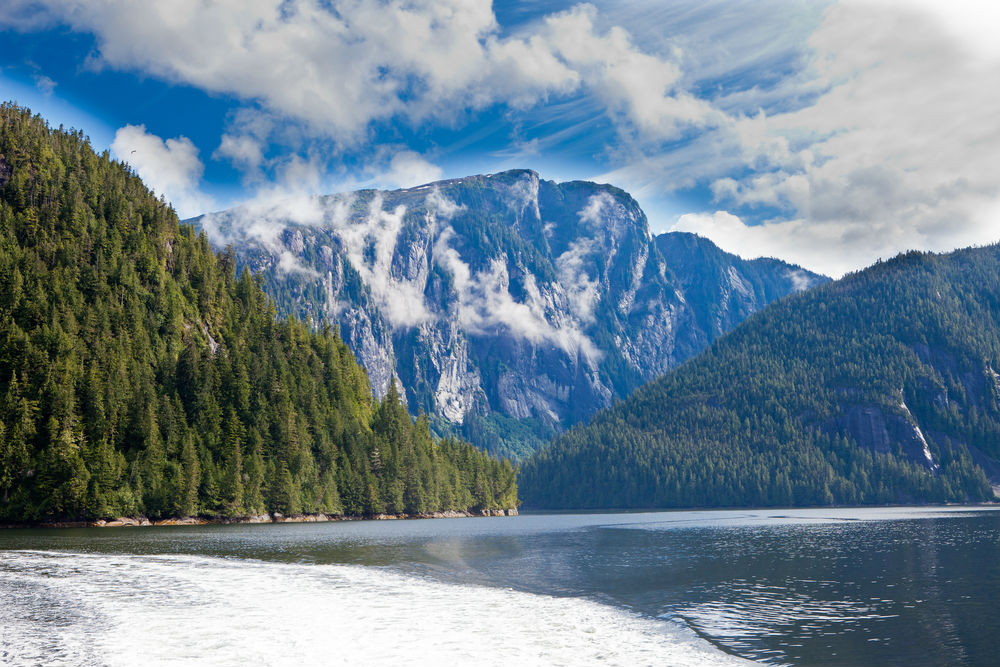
519 245 1000 509
0 104 516 522
191 171 825 458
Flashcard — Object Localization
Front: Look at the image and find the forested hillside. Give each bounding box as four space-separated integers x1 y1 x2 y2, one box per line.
0 104 516 522
521 246 1000 508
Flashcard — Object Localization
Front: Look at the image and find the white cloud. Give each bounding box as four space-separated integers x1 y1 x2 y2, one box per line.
277 250 320 278
341 196 433 328
882 0 1000 63
556 238 601 323
379 151 444 190
673 211 806 266
110 124 213 218
673 210 900 278
202 181 604 359
621 1 1000 277
1 0 715 148
785 268 818 292
721 2 1000 275
433 226 602 363
540 4 722 142
425 188 465 219
33 74 56 96
215 134 264 175
579 192 611 226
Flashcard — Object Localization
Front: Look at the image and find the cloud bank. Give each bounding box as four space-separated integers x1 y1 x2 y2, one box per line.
4 0 999 276
3 1 712 149
645 1 1000 276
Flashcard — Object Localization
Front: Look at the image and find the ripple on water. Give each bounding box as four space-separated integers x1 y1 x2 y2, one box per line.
675 579 898 663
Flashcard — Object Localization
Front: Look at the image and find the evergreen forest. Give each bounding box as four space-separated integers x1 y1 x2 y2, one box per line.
521 246 1000 508
0 104 517 522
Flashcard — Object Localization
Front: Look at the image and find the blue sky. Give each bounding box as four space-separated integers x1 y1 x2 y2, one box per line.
1 0 999 276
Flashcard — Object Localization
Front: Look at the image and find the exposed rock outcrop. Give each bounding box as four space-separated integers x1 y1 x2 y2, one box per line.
189 170 825 456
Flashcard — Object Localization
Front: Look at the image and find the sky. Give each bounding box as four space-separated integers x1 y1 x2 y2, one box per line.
1 0 998 277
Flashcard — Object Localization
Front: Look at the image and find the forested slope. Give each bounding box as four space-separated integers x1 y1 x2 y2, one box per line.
521 246 1000 508
0 104 516 522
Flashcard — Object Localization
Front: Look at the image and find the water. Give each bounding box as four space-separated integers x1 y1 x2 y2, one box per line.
1 506 998 666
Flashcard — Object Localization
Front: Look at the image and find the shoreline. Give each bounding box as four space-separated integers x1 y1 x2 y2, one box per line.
0 508 519 529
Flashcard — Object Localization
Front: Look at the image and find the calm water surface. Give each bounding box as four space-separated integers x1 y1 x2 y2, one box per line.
1 506 998 666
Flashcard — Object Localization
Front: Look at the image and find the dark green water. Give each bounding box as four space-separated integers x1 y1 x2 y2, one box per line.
1 506 998 666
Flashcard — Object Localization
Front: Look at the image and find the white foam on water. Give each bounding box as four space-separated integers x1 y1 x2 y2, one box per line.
0 550 753 667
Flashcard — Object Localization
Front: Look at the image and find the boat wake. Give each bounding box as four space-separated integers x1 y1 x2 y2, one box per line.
0 549 751 666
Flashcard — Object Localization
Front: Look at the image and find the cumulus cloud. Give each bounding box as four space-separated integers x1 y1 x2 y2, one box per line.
673 211 886 278
608 2 998 277
10 0 994 279
707 3 1000 275
214 134 265 176
110 124 213 218
0 0 715 147
379 151 444 190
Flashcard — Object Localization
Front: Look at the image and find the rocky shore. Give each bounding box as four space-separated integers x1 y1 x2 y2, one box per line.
2 508 518 529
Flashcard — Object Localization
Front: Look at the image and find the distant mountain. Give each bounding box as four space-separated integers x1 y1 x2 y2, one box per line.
519 245 1000 509
191 170 825 458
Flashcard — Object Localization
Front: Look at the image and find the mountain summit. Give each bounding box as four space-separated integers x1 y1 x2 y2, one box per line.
192 170 825 457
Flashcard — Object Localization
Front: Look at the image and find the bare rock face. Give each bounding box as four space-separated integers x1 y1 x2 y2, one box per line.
189 170 825 457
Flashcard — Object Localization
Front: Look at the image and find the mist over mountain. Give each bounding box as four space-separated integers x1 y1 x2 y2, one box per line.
191 170 825 458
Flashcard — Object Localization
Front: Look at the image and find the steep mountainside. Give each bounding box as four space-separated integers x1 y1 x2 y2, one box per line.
192 171 825 458
0 104 515 522
520 246 1000 509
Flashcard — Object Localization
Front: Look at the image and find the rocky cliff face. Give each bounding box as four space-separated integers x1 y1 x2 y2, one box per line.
191 170 826 457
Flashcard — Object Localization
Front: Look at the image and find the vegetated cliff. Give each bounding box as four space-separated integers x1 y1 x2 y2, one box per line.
191 170 825 458
0 104 516 522
520 246 1000 509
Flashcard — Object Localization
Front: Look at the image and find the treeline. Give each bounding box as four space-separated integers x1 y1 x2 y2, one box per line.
0 103 516 522
521 246 1000 509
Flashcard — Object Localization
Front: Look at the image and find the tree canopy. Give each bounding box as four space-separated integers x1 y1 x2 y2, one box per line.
521 246 1000 509
0 103 516 521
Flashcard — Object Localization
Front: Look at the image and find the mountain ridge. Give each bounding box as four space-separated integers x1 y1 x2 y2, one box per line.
189 169 827 458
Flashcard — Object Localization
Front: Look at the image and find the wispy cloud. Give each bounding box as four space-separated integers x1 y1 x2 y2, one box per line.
33 74 56 96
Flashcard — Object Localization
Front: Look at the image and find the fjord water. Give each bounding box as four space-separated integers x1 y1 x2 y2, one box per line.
1 507 998 666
